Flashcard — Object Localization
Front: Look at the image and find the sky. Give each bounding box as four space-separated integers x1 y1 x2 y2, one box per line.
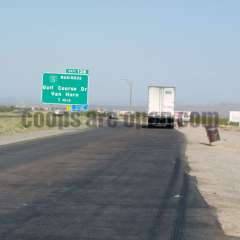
0 0 240 107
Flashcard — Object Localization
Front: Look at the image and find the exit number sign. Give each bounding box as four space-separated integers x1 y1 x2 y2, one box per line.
66 69 89 75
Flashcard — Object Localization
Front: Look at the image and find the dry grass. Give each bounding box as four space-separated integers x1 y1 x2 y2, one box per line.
0 112 89 136
0 114 29 135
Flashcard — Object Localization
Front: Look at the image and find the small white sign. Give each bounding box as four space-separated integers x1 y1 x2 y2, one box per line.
229 111 240 123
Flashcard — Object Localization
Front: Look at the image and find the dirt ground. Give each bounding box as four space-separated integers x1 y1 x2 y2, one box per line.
179 126 240 238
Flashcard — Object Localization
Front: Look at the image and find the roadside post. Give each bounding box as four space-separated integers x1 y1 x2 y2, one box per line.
205 126 220 146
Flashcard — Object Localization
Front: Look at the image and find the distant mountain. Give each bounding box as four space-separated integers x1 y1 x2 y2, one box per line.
92 103 240 118
1 100 239 118
176 103 240 118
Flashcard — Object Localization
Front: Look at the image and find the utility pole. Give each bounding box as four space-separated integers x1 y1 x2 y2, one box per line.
122 79 133 110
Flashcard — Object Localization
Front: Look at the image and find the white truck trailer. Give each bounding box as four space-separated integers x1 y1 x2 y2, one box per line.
147 86 175 128
229 111 240 125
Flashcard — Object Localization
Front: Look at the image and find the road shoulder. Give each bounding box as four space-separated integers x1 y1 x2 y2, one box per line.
179 126 240 238
0 127 90 146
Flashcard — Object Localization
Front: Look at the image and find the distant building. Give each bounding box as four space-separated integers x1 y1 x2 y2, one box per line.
96 108 107 114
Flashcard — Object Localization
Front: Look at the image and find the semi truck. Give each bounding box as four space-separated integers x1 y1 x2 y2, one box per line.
147 86 175 128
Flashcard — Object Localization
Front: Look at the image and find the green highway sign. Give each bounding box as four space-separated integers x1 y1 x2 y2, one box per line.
66 69 89 75
41 73 88 105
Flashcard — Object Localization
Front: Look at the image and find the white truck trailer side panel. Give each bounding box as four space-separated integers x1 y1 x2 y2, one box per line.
229 111 240 123
148 86 175 115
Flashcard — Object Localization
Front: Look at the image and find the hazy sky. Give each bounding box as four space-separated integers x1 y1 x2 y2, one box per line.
1 0 240 106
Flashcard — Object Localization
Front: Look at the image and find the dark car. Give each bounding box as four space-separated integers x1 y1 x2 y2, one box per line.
108 112 118 120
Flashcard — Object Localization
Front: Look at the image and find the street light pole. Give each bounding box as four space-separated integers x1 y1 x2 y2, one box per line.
122 79 133 110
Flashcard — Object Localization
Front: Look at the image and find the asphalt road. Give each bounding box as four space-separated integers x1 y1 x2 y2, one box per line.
0 124 235 240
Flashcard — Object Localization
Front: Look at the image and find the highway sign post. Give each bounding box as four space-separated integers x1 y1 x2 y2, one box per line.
42 73 88 105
